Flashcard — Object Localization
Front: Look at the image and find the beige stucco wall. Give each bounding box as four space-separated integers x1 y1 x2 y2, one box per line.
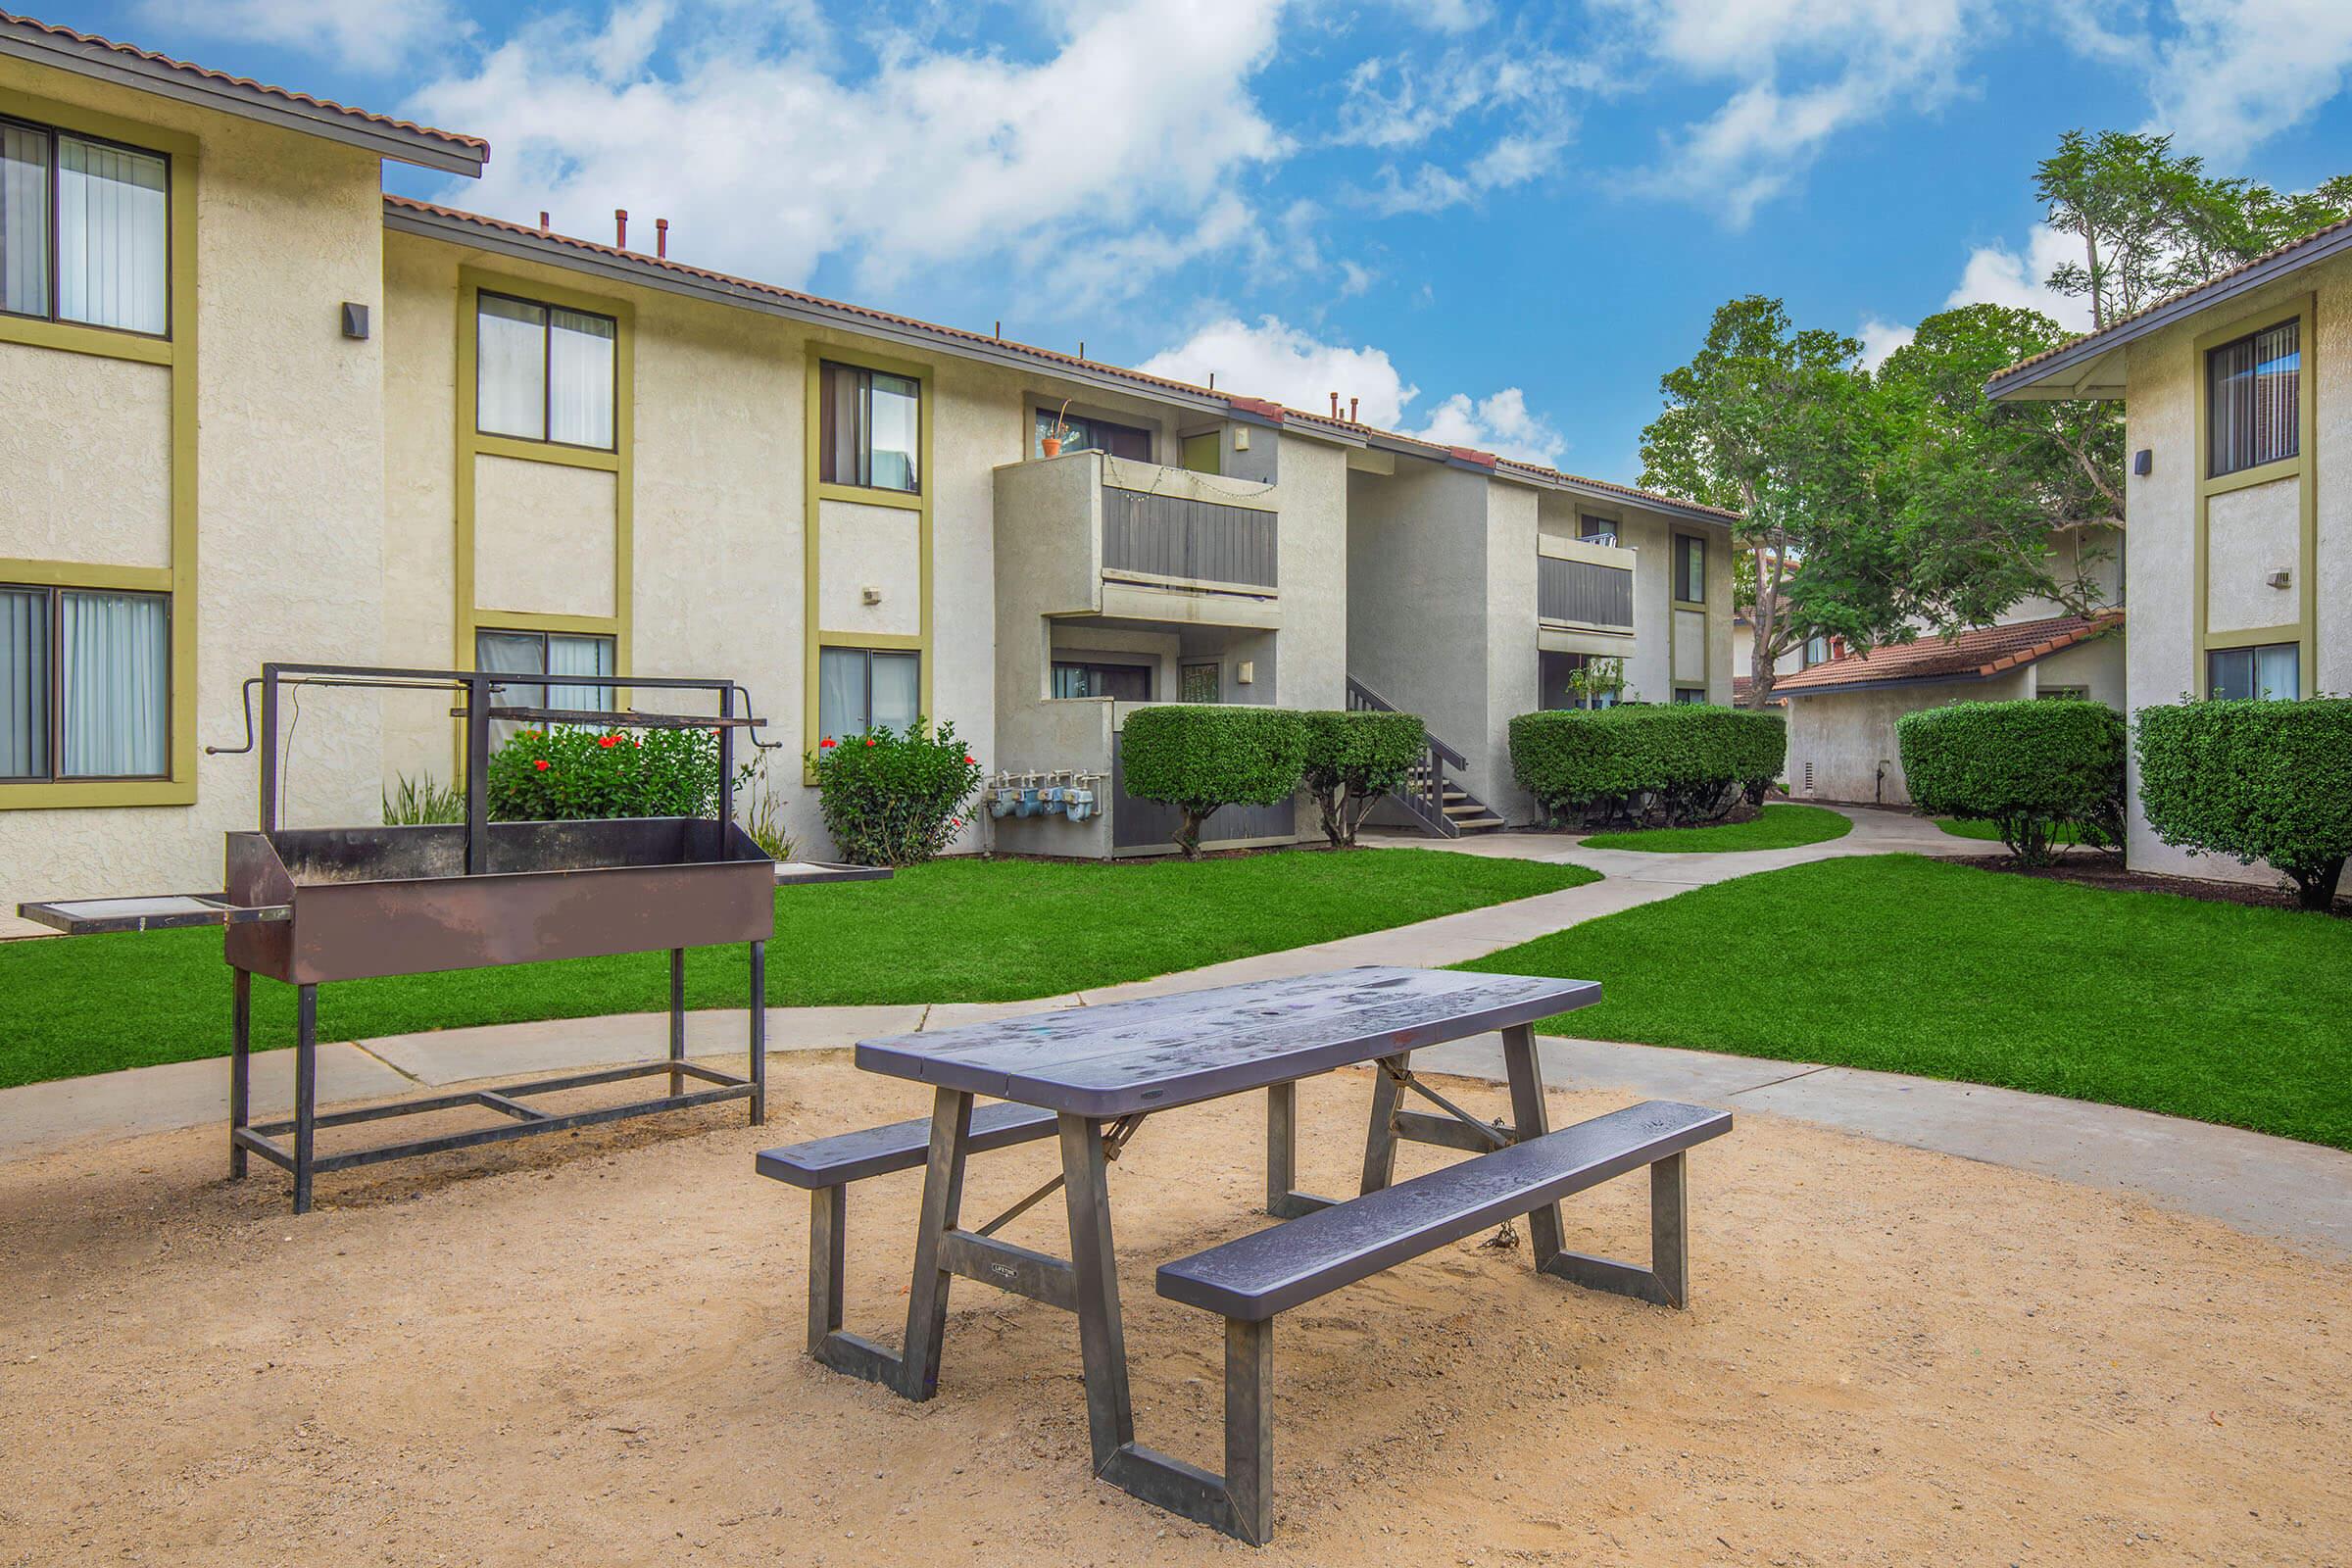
1273 432 1348 713
1481 479 1541 820
2205 479 2301 636
814 499 921 638
0 65 389 935
1345 459 1494 773
473 456 618 619
1786 672 2032 807
0 344 172 567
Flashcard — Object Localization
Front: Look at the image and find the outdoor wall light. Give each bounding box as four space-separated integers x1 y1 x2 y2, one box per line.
340 302 369 340
2132 448 2152 476
1237 661 1255 685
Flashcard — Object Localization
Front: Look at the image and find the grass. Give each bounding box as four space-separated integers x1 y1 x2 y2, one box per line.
1579 803 1853 854
1462 854 2352 1149
0 849 1594 1091
1935 816 2091 846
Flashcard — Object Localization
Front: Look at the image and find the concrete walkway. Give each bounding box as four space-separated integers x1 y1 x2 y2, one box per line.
6 806 2345 1255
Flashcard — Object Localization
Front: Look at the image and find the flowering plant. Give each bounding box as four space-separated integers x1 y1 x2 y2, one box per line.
488 725 718 820
808 717 984 866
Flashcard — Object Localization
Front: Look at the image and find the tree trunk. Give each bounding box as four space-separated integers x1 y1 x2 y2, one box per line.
2291 857 2345 911
1174 806 1213 859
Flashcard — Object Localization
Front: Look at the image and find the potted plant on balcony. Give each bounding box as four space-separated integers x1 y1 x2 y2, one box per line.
1041 399 1073 458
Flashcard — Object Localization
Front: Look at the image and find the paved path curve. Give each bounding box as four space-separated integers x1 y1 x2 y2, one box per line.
5 806 2345 1254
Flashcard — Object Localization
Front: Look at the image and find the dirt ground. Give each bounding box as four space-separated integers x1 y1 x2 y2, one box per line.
1 1056 2346 1567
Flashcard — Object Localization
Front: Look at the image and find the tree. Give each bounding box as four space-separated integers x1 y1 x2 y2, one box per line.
1639 296 1886 708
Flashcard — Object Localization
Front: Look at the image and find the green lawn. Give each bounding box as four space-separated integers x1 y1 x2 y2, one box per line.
1935 816 2090 846
0 849 1594 1091
1462 854 2352 1149
1579 803 1853 853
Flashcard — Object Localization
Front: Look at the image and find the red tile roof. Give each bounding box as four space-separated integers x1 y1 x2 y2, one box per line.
1732 674 1785 708
386 195 1740 525
1988 216 2352 386
0 12 487 161
1772 611 2124 695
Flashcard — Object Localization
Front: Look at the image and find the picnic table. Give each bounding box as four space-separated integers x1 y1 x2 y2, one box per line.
758 965 1731 1545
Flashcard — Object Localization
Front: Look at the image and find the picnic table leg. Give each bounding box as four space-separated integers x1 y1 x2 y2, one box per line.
1498 1024 1566 1266
1058 1111 1136 1467
897 1087 973 1400
1358 1054 1405 1194
1264 1083 1335 1217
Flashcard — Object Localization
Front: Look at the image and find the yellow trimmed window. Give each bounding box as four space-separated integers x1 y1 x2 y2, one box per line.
0 116 171 335
1 584 171 781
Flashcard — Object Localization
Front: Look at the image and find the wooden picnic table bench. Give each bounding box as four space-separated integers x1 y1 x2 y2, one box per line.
754 965 1732 1545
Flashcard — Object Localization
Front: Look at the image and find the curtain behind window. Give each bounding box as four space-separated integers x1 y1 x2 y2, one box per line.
59 590 166 776
867 372 920 491
0 124 48 318
548 309 614 447
477 296 547 440
817 646 865 742
870 650 919 732
0 587 48 778
476 628 546 752
546 631 614 711
2210 321 2299 475
56 136 167 334
819 362 861 485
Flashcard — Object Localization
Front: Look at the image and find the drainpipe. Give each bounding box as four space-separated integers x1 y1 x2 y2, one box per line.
1875 759 1891 806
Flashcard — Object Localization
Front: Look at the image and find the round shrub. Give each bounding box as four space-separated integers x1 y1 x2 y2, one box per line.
809 718 985 867
1508 706 1786 828
2135 697 2352 910
488 726 718 821
1298 710 1427 847
1896 699 2124 864
1121 705 1306 858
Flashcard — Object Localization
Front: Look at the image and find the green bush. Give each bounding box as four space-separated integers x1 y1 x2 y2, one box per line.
487 726 719 821
809 718 985 867
1896 700 2124 864
1298 710 1427 847
2135 697 2352 910
1508 706 1786 827
1121 705 1306 858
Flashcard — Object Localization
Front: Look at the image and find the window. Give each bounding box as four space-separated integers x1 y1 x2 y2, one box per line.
1804 634 1830 667
1674 534 1706 603
2206 642 2300 702
476 293 616 449
818 647 920 741
2036 685 2089 701
820 362 920 492
1 585 170 780
1052 661 1152 701
1035 409 1151 461
2208 319 2298 477
1180 661 1222 704
1579 515 1617 544
476 628 615 749
1672 686 1707 705
0 117 170 335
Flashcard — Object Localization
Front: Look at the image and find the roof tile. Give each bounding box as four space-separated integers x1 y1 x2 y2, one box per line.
1772 611 2124 695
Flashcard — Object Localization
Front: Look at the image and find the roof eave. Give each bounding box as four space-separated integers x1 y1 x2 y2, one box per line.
1985 220 2352 402
0 22 487 174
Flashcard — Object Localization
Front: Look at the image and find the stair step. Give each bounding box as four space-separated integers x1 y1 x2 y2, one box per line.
1452 815 1506 832
1442 801 1492 817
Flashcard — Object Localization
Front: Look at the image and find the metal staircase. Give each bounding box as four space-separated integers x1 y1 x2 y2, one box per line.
1345 678 1506 837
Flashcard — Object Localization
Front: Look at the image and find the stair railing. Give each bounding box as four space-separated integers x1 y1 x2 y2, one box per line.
1346 676 1463 838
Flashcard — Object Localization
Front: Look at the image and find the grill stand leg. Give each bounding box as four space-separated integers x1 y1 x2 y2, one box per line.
667 948 686 1100
748 940 766 1126
228 968 252 1180
292 984 318 1215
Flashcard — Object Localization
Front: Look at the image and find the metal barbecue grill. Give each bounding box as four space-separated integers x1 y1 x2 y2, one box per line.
18 662 885 1213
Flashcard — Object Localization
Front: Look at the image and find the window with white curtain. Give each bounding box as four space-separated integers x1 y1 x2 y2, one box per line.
475 292 616 449
2208 319 2299 477
476 628 615 749
0 585 170 781
2206 642 2300 702
0 117 170 335
816 647 920 743
819 362 921 492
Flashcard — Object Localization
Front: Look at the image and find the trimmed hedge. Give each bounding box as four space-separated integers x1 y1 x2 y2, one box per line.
488 726 718 821
1509 706 1786 828
2136 697 2352 910
1896 700 2124 864
809 718 984 867
1298 709 1427 847
1121 705 1306 858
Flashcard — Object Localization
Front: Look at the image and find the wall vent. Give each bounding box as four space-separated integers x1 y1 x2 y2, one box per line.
1802 760 1814 793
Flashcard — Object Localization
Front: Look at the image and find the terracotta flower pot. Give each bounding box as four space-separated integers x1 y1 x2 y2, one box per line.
1041 436 1062 458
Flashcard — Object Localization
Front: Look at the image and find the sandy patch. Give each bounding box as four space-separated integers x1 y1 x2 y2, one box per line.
0 1055 2344 1566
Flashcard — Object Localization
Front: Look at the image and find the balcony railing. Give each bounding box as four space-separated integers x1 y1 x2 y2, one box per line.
1539 554 1633 630
1102 486 1278 591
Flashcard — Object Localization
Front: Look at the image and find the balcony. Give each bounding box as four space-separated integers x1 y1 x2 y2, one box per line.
1538 534 1635 654
995 451 1281 629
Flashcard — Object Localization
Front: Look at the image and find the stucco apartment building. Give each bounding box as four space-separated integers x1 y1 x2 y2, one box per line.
0 15 1735 931
1986 219 2348 883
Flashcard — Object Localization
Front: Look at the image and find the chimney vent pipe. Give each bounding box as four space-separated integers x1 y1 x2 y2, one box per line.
538 211 550 233
614 209 628 248
656 217 668 258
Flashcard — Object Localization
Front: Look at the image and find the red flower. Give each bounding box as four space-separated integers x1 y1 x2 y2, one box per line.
597 735 620 749
962 755 977 765
533 759 551 772
864 737 876 747
818 737 837 749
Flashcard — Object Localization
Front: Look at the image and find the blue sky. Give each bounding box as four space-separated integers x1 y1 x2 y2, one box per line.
53 0 2352 483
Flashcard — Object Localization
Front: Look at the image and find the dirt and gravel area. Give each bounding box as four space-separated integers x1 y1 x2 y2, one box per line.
1 1054 2345 1566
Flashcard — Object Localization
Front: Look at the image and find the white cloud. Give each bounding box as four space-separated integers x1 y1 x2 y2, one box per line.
1594 0 1991 225
2138 0 2352 161
1944 224 2094 331
1335 44 1590 215
410 0 1291 303
135 0 466 73
1135 317 1565 465
1856 317 1915 368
